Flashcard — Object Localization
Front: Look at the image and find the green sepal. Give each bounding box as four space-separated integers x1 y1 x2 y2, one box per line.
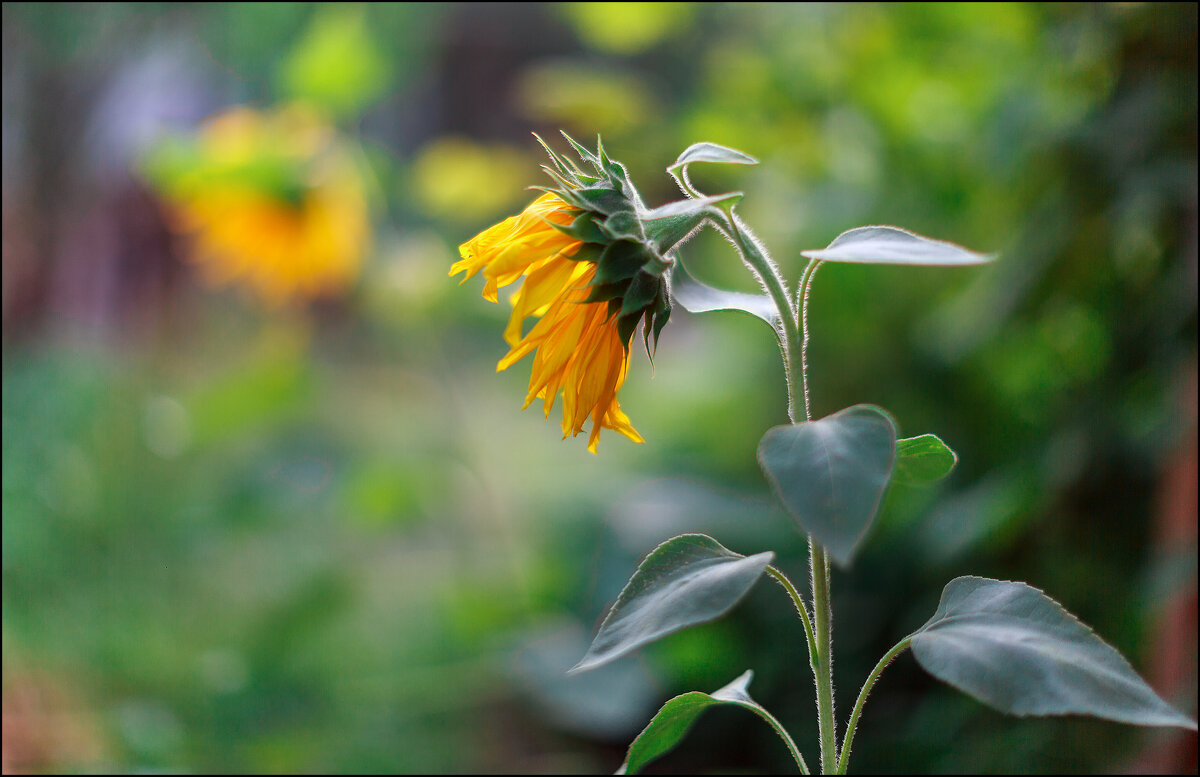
539 164 580 193
560 130 600 168
567 242 604 266
583 280 628 304
621 272 661 317
641 252 672 278
555 170 601 187
596 135 612 170
641 192 744 254
643 290 671 356
533 132 581 180
571 186 634 216
607 159 633 190
599 211 645 242
594 240 651 286
545 185 590 212
617 310 644 348
596 136 631 187
551 212 609 245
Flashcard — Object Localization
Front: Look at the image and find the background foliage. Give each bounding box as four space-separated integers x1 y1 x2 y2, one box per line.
2 3 1195 773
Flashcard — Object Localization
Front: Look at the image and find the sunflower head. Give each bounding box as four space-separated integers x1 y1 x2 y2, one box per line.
144 104 371 307
530 133 676 355
452 133 685 452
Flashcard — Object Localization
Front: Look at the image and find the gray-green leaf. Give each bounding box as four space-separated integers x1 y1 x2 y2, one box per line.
894 434 958 483
669 142 759 171
801 226 994 266
669 257 778 326
620 670 805 775
911 576 1198 730
571 534 773 674
757 405 897 567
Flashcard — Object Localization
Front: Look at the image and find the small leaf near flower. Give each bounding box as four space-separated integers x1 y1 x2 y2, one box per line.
670 142 759 170
801 225 994 266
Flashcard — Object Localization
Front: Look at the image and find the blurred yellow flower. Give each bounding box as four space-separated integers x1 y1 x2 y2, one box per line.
149 104 370 306
453 193 643 453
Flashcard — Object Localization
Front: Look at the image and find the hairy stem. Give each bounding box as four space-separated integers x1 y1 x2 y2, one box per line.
767 566 819 677
836 638 911 774
750 702 811 774
751 249 837 772
797 259 823 421
809 541 837 772
679 177 836 772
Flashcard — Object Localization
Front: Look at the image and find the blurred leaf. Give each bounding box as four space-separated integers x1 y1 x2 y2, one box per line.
185 334 310 446
512 620 659 740
411 138 529 222
919 472 1033 562
140 135 204 195
342 459 427 529
894 434 958 483
669 256 778 325
562 2 692 54
801 226 994 266
518 62 652 134
279 7 390 119
757 405 897 566
911 577 1198 730
620 670 802 774
571 534 773 673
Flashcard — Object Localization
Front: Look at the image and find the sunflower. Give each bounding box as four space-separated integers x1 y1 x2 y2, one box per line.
452 135 676 453
146 104 370 306
454 193 642 452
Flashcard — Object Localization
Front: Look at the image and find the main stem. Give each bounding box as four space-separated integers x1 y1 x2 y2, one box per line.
809 542 836 772
792 258 837 773
730 229 838 773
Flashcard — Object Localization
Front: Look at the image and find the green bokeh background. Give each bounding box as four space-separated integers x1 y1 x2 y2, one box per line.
2 3 1195 773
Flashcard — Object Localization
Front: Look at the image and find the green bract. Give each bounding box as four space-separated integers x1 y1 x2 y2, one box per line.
538 133 729 354
534 133 668 352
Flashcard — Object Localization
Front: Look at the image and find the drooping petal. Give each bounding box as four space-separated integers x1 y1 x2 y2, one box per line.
453 192 643 451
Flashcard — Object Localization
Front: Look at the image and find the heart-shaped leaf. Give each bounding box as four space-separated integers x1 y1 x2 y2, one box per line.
911 577 1198 730
620 670 804 775
801 226 994 266
669 257 779 326
757 405 897 566
571 534 773 674
894 434 958 483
